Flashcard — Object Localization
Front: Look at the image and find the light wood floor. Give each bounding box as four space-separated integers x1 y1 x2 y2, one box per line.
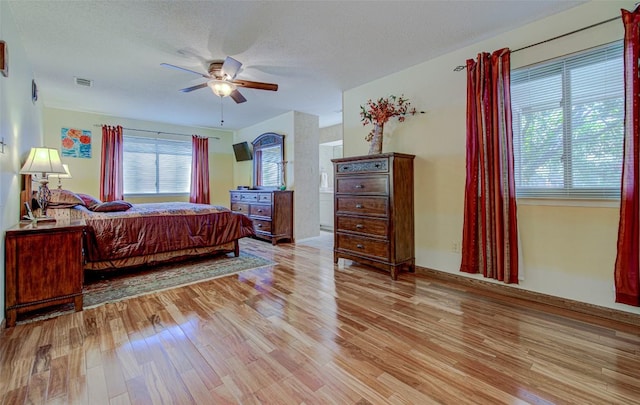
1 235 639 404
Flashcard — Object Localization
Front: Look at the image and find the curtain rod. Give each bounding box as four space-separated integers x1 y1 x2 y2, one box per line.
453 15 621 71
93 124 220 140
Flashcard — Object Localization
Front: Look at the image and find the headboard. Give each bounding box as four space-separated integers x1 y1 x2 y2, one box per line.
19 175 33 219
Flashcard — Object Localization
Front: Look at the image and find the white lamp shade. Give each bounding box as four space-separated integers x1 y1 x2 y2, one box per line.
48 164 72 179
19 147 67 175
209 80 236 97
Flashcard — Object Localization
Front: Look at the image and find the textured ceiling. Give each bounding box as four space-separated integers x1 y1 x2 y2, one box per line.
7 1 584 131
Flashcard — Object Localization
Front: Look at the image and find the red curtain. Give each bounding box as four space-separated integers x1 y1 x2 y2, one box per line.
190 135 210 204
614 6 640 307
99 125 123 202
460 48 519 284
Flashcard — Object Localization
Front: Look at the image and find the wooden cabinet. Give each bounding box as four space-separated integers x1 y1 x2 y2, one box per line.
332 153 415 280
230 190 294 245
5 220 85 327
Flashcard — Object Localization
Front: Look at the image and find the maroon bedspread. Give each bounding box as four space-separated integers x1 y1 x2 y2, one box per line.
82 202 254 263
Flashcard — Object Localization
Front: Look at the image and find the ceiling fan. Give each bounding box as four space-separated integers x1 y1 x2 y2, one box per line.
161 56 278 104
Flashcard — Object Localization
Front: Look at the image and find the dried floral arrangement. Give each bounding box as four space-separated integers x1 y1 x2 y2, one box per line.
359 95 418 141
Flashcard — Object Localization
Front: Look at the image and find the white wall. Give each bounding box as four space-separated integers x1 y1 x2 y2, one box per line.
343 0 640 315
0 3 45 324
319 123 343 190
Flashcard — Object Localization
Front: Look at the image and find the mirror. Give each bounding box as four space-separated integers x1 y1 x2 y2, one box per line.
252 132 285 189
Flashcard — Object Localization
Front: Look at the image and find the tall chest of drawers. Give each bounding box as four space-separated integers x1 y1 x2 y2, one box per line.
229 189 294 245
332 153 415 280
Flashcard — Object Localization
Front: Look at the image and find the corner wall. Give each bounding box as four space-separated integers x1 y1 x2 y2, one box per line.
0 2 45 324
343 0 640 315
292 111 319 240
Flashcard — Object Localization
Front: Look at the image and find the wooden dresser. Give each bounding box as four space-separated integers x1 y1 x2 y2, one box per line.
230 189 294 245
5 220 85 327
332 153 415 280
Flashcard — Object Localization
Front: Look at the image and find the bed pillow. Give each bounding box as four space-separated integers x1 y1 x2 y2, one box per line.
76 193 102 208
48 189 84 208
89 200 132 212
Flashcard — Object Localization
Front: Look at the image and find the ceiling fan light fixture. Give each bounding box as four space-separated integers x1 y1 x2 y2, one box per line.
209 80 236 98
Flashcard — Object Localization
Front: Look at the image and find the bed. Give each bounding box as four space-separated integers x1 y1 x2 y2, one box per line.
24 186 255 271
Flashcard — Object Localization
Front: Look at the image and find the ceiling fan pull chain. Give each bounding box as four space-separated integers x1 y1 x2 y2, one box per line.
220 98 224 127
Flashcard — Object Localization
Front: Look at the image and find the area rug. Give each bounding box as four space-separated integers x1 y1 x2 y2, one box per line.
16 251 275 325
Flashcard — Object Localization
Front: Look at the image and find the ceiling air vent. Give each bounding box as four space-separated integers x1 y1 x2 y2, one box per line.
74 77 93 87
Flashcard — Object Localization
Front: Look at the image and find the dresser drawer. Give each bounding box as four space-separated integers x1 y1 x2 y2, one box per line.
258 193 272 203
336 158 388 174
240 193 258 202
336 176 388 195
231 203 250 214
336 216 388 238
252 219 272 233
336 233 389 260
250 204 272 217
336 196 388 217
230 192 242 202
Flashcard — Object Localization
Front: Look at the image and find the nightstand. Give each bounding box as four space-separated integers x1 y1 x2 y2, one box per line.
5 220 85 327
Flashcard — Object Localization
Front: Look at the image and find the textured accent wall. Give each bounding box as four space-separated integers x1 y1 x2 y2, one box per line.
293 111 320 240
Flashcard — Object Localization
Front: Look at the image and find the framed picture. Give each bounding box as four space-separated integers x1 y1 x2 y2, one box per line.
0 41 7 77
61 128 92 158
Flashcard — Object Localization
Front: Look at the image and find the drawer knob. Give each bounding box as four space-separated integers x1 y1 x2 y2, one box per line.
355 204 363 209
356 244 364 249
238 208 243 211
354 184 364 189
257 209 263 213
356 224 364 229
257 224 262 228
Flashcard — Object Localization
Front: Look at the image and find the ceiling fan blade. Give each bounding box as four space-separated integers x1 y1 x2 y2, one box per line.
179 82 209 93
160 63 210 78
230 89 247 104
232 79 278 92
221 56 242 80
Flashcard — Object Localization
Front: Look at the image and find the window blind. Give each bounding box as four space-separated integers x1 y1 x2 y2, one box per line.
511 41 624 199
261 146 282 187
123 136 192 195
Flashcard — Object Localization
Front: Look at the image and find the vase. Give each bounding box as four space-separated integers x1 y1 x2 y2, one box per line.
368 124 383 155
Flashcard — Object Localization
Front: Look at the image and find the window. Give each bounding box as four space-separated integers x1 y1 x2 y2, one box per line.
123 136 191 195
259 146 282 187
511 42 624 199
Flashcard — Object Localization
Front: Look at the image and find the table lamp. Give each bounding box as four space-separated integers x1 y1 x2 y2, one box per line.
48 164 72 189
19 147 67 218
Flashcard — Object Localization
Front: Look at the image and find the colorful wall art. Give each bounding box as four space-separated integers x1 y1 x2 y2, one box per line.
61 128 91 158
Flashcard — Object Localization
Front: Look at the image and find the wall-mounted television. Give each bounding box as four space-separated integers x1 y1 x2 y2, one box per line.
232 142 253 161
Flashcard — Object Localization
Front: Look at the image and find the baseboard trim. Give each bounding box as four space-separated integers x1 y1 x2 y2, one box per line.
416 267 640 328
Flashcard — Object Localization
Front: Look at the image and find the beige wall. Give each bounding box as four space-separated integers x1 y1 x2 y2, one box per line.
0 2 45 323
42 108 234 207
343 0 640 315
319 123 342 144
